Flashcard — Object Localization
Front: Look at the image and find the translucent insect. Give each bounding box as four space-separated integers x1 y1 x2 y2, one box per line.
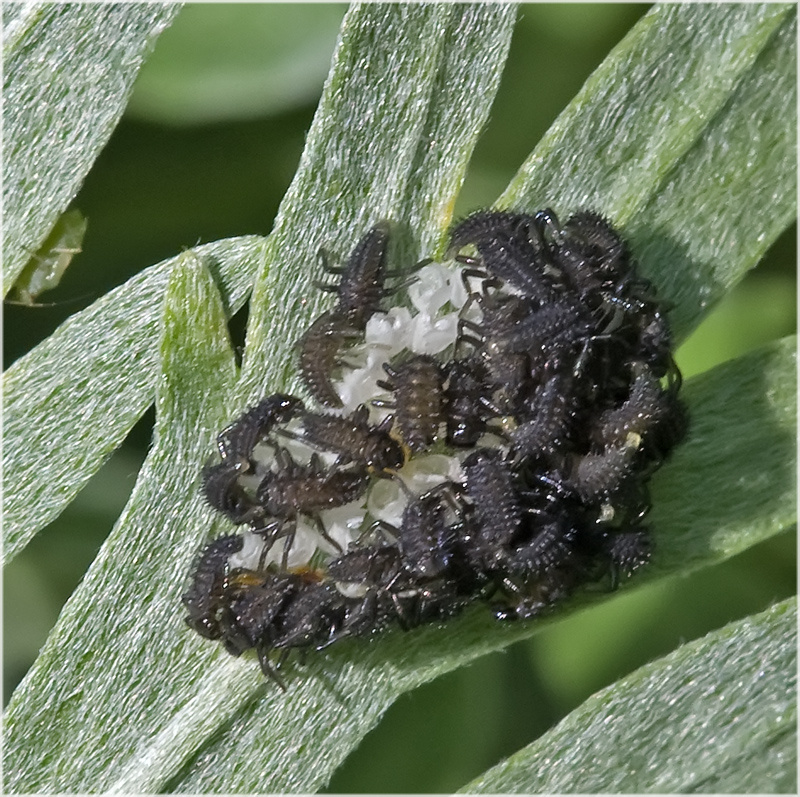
296 309 361 408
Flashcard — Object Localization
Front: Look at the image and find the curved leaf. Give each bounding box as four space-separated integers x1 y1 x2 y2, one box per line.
4 251 240 793
2 2 516 565
2 235 266 564
2 4 796 795
499 2 796 341
2 2 181 290
462 597 797 793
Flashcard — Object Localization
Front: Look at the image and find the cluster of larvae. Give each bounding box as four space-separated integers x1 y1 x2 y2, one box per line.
183 210 688 687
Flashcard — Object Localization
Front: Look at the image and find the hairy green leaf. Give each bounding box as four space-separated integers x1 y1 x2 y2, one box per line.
2 235 266 564
2 2 516 563
4 251 241 793
2 2 181 290
500 2 796 341
3 4 796 794
462 597 797 793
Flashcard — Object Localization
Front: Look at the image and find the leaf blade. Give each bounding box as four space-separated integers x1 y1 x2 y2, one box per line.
461 598 797 794
2 235 266 564
3 250 243 793
2 2 181 290
499 3 796 341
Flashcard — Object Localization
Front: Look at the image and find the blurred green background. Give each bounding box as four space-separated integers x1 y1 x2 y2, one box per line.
4 4 796 793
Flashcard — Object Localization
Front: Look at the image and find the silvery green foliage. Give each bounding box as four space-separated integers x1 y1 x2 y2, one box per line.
3 3 796 793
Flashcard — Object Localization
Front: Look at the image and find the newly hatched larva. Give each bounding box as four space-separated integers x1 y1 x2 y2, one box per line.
447 209 563 304
216 393 304 467
270 579 348 655
457 291 535 405
255 448 368 560
569 440 640 501
296 309 361 408
510 374 578 460
375 354 446 452
182 534 244 639
443 356 498 448
505 515 580 580
376 484 452 581
215 567 304 688
601 528 653 587
294 404 407 475
460 448 522 571
318 220 392 328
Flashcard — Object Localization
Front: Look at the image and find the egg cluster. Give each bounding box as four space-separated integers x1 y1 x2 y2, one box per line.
183 210 688 687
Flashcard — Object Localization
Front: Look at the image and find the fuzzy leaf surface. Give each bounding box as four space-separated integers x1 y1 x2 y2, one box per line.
462 598 797 794
499 2 796 342
2 235 266 564
3 251 241 793
2 2 181 289
239 2 518 403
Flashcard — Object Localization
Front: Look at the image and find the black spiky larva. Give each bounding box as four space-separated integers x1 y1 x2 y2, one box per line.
508 517 579 579
216 393 304 466
443 356 498 448
317 220 392 328
447 209 563 303
509 374 578 460
271 579 348 655
548 210 629 297
596 368 667 446
461 448 522 570
373 482 452 580
457 292 534 403
446 209 531 257
182 534 244 639
201 461 262 525
294 404 407 475
569 440 640 501
375 354 446 453
296 221 392 408
257 449 370 521
601 529 653 588
215 567 301 688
